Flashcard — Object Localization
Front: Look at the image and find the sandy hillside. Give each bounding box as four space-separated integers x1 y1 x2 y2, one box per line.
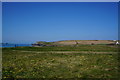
55 40 115 45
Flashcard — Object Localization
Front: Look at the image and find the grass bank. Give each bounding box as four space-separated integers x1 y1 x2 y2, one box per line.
2 45 119 79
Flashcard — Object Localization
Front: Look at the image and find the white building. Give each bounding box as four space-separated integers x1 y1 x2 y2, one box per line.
116 41 119 45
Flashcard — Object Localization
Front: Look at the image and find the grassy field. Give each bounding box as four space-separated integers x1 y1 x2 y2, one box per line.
2 45 119 79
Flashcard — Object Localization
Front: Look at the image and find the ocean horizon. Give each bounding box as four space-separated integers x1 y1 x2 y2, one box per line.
0 43 32 48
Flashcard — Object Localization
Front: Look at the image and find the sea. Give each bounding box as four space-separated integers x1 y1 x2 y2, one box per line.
0 43 32 48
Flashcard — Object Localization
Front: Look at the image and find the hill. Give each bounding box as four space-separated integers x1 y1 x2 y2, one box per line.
33 40 116 46
55 40 115 45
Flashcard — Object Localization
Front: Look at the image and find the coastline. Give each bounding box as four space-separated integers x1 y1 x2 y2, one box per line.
0 44 32 48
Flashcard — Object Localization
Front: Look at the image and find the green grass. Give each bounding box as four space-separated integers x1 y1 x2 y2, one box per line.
3 45 118 52
2 45 119 79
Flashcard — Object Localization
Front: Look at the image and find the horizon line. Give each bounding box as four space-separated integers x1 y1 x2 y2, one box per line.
2 39 119 44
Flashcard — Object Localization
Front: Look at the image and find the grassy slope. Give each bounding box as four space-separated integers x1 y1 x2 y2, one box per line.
3 45 118 52
2 45 119 79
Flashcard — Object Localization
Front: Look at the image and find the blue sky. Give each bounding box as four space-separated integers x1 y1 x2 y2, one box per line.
2 2 118 44
0 2 2 43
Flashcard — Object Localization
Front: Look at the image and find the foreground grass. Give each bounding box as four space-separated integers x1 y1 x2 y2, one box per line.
2 45 119 79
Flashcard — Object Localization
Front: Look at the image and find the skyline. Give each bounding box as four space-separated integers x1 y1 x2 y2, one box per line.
2 2 118 44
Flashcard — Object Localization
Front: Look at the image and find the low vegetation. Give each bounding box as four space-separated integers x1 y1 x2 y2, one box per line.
2 45 119 79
